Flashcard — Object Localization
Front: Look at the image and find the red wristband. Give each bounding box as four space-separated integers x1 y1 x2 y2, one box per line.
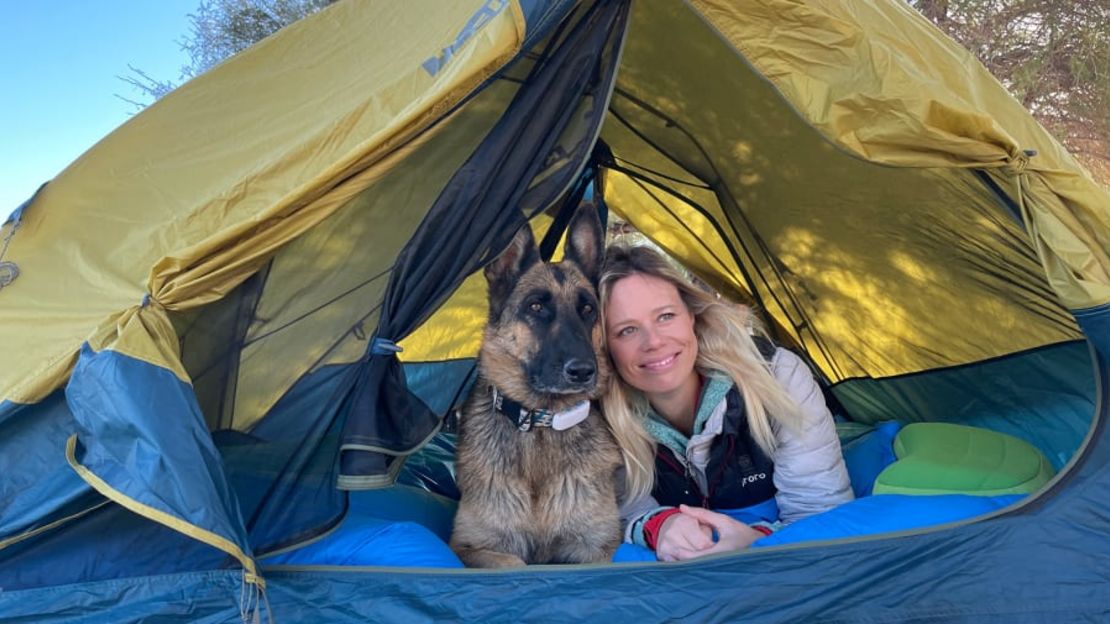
643 508 683 550
750 524 773 536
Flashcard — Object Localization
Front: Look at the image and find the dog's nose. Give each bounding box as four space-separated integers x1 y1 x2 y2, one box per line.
563 359 596 385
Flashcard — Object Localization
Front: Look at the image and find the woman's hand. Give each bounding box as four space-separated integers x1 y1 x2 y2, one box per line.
677 505 765 556
654 511 715 562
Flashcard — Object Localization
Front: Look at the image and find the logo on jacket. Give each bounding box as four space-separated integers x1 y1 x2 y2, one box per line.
741 472 767 487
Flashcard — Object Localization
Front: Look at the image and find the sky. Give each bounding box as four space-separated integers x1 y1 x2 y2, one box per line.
1 1 196 220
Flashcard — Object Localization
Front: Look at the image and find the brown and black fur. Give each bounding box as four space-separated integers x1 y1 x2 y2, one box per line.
450 205 622 567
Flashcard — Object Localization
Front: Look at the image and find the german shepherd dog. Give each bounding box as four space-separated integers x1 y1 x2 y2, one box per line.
450 205 622 567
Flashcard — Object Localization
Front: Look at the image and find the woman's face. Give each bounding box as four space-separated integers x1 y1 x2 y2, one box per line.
604 273 698 401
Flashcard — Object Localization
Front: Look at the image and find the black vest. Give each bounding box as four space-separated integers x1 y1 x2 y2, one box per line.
651 338 779 509
651 385 777 509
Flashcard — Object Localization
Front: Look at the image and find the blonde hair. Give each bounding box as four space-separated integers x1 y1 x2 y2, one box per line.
599 245 804 503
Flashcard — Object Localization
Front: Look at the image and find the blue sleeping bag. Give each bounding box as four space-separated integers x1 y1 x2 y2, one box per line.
262 486 463 568
262 422 1023 566
262 491 1022 567
615 493 1022 560
754 493 1022 548
840 421 902 498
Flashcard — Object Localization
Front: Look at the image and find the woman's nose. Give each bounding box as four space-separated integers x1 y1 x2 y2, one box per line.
640 327 665 350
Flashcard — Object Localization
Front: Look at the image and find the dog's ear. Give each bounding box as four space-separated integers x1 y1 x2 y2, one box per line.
563 203 604 284
485 222 540 310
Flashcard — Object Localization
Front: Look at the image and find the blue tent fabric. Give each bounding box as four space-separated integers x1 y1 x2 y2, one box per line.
65 345 254 571
0 570 246 624
833 341 1095 469
222 364 352 556
0 390 96 539
402 360 477 424
268 374 1110 622
2 350 1104 623
0 501 231 592
1074 307 1110 362
1 182 42 227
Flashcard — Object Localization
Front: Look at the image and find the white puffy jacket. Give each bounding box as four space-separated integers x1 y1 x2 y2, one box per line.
621 347 854 540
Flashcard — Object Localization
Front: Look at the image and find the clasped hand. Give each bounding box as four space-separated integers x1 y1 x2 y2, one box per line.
654 505 765 562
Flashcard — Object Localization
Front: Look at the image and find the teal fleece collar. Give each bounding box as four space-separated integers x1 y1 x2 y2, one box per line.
642 372 733 459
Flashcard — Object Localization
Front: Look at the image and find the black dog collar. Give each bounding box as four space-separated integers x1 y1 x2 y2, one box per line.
490 386 591 432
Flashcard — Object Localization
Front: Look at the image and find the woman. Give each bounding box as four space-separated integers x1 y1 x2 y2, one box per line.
601 245 852 562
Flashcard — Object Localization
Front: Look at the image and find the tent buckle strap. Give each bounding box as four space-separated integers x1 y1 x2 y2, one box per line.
243 571 266 589
370 336 403 356
240 569 271 624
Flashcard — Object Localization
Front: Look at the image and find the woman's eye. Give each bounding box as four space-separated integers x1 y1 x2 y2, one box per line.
617 326 636 337
659 312 675 321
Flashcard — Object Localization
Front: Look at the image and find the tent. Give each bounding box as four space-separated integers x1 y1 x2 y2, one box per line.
1 0 1108 621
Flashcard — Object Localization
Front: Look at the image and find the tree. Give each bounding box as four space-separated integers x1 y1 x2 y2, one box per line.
119 0 334 107
908 0 1110 186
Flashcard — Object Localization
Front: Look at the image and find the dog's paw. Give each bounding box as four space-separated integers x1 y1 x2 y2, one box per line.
455 547 528 569
481 552 528 569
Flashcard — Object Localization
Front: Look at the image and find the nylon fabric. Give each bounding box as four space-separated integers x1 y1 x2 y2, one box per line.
338 0 630 484
399 212 558 363
602 0 1082 382
0 0 527 405
0 570 246 623
687 0 1110 312
65 345 254 574
833 341 1096 470
1075 305 1110 361
221 364 353 556
0 392 97 543
1019 172 1110 309
0 501 231 592
216 80 519 431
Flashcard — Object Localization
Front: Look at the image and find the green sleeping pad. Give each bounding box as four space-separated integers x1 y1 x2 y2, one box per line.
873 422 1056 497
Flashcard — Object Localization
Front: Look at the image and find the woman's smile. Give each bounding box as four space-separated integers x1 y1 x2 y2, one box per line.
641 352 680 371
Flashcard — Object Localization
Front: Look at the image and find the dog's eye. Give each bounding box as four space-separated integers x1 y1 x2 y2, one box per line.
530 302 543 313
581 304 594 315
